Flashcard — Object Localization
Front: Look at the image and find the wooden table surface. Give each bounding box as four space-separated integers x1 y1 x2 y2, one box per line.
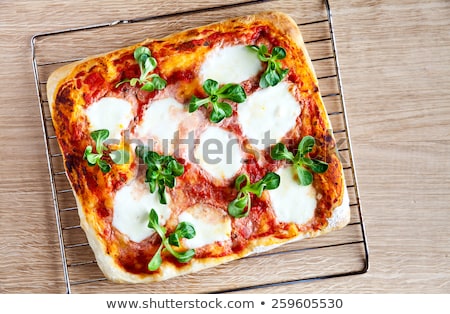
1 0 449 294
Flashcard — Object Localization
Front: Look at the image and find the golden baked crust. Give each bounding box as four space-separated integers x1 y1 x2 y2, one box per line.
47 11 350 283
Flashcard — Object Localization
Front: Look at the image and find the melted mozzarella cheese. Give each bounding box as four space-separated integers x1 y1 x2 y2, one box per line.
199 45 263 84
178 204 231 249
85 97 133 140
134 97 188 154
268 166 317 225
194 126 242 180
237 82 301 150
113 178 171 243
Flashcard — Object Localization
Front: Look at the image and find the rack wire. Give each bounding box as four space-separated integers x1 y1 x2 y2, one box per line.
31 0 368 293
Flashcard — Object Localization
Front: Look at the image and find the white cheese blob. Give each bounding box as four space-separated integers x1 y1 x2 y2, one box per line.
85 97 133 140
268 166 317 225
178 204 231 249
112 178 171 243
237 82 301 151
199 45 263 84
194 126 242 180
134 97 188 154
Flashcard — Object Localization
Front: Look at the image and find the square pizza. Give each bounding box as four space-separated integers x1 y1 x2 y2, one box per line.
46 11 349 283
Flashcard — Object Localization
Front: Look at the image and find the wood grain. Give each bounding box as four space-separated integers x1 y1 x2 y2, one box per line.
1 0 449 293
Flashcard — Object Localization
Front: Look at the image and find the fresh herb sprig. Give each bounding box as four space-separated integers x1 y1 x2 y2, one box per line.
116 46 167 92
83 129 130 173
147 209 196 271
247 44 289 88
189 79 246 123
270 136 328 186
136 146 184 205
228 172 280 218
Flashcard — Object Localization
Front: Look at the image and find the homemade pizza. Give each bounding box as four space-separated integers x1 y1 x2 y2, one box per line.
47 11 350 283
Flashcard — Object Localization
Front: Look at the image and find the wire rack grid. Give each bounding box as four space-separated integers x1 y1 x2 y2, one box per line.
31 0 369 294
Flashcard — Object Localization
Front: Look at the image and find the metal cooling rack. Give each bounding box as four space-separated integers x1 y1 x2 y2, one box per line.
31 0 369 294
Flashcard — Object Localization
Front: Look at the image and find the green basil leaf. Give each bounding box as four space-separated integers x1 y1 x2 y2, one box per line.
189 96 207 113
248 44 289 88
151 75 167 90
144 151 161 166
257 44 270 62
147 208 159 229
298 135 315 156
87 155 101 166
167 222 196 258
137 51 149 62
175 221 196 240
263 68 281 87
259 74 270 88
217 84 247 103
277 66 289 80
234 174 249 191
296 166 313 186
148 246 163 271
124 47 166 93
148 209 167 239
189 96 201 112
162 154 174 166
259 44 268 55
268 60 278 71
244 172 280 197
162 238 194 263
174 249 195 263
146 168 159 182
247 45 269 62
142 56 157 75
209 105 228 123
228 194 250 218
203 79 219 96
97 159 111 173
191 80 242 123
83 145 93 160
147 208 196 270
271 46 286 60
164 175 175 188
141 81 155 92
309 159 329 173
138 54 150 78
91 129 109 153
158 184 167 204
134 46 151 61
168 233 180 247
137 150 184 205
246 180 265 198
270 143 294 161
147 179 157 194
216 102 233 118
261 172 281 190
109 149 130 164
167 159 184 177
83 146 92 157
300 156 313 167
86 153 102 166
